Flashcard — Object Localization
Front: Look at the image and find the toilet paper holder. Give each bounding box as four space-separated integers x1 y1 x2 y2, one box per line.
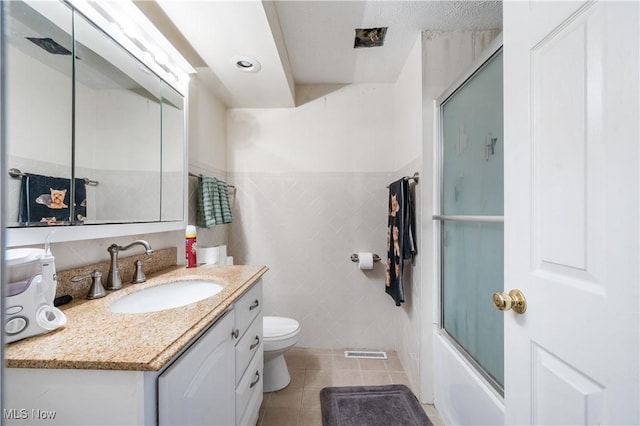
350 253 382 263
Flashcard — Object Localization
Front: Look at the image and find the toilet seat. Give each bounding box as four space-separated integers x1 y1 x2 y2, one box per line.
263 316 300 341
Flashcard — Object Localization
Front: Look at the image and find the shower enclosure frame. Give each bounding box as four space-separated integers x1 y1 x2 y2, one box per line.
433 34 504 400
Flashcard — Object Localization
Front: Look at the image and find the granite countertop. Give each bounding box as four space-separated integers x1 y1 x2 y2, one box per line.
5 265 268 371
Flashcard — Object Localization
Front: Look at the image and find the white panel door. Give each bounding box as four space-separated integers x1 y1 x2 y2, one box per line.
504 1 639 424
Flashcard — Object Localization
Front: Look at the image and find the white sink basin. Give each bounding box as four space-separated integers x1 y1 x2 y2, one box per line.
110 280 224 314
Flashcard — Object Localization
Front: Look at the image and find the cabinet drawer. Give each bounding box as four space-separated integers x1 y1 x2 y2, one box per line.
235 315 263 386
235 348 263 422
234 280 262 339
238 380 263 426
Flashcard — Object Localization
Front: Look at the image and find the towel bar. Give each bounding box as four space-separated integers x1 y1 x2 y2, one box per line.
8 168 98 186
350 253 382 263
386 172 419 188
188 172 236 190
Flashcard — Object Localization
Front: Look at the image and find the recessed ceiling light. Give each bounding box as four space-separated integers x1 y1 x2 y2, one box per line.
230 55 261 73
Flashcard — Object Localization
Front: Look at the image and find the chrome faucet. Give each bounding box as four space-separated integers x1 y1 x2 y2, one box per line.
106 240 154 290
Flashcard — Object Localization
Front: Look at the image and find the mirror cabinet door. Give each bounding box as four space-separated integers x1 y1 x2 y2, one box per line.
161 82 185 222
6 1 74 227
73 11 163 224
5 0 186 236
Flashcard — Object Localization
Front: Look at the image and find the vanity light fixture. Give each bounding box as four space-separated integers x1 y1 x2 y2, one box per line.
230 55 261 73
150 47 169 67
69 0 195 94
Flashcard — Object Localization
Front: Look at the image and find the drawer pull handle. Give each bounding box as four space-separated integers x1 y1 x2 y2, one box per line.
250 371 260 389
231 329 239 339
249 300 260 311
249 336 260 350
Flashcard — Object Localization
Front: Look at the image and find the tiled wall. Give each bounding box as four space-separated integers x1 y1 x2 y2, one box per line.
186 76 230 252
187 163 230 250
393 159 423 394
392 36 424 397
226 80 423 351
228 171 401 349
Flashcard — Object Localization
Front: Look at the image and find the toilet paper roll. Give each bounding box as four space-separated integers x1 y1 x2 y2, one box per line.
357 252 374 270
226 256 234 265
218 245 227 262
199 247 219 265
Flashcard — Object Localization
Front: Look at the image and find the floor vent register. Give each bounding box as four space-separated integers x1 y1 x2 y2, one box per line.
343 351 388 360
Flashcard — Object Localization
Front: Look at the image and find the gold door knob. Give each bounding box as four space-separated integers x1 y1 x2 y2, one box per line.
492 289 527 314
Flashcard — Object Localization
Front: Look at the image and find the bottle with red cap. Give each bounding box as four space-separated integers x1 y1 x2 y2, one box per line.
185 225 197 268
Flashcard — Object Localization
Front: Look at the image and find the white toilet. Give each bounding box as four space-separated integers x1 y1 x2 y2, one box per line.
262 316 301 392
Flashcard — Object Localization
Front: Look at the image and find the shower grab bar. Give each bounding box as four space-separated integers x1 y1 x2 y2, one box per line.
9 168 98 186
432 215 504 223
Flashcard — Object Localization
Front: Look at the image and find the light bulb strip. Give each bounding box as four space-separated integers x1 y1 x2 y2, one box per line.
66 0 194 93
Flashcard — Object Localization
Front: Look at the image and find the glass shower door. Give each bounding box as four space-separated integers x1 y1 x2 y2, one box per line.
437 49 504 391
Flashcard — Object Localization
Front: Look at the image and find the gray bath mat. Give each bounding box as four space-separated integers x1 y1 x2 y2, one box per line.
320 384 432 426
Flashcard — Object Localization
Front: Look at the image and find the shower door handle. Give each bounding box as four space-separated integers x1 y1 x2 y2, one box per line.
492 289 527 314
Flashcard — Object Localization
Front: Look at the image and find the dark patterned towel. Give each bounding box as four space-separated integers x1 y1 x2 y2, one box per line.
18 173 86 226
385 178 417 306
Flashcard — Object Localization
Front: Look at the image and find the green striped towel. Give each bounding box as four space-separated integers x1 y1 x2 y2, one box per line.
217 179 233 224
197 176 221 228
196 175 233 228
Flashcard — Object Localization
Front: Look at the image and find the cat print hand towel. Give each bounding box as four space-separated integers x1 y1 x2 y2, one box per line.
18 173 87 225
385 178 417 306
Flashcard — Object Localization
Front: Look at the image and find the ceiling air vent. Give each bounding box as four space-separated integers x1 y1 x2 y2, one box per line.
26 37 71 55
354 27 387 48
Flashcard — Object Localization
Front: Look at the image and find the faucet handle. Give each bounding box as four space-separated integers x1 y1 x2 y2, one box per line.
72 270 107 299
131 260 147 284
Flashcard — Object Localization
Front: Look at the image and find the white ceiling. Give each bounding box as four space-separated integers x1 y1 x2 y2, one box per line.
149 0 502 108
276 1 502 84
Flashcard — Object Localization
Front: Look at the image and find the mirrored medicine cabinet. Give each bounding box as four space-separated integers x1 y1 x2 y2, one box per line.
5 0 189 246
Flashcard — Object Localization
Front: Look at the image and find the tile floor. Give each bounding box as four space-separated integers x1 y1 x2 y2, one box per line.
258 348 443 426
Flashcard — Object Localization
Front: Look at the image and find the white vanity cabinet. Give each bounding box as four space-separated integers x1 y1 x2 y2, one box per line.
232 280 264 426
158 279 264 426
158 310 235 426
5 279 265 426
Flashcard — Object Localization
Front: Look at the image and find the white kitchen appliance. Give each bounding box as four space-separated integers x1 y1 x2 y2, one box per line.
5 246 67 343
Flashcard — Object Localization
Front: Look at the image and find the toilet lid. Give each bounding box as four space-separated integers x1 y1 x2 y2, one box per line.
263 316 300 340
